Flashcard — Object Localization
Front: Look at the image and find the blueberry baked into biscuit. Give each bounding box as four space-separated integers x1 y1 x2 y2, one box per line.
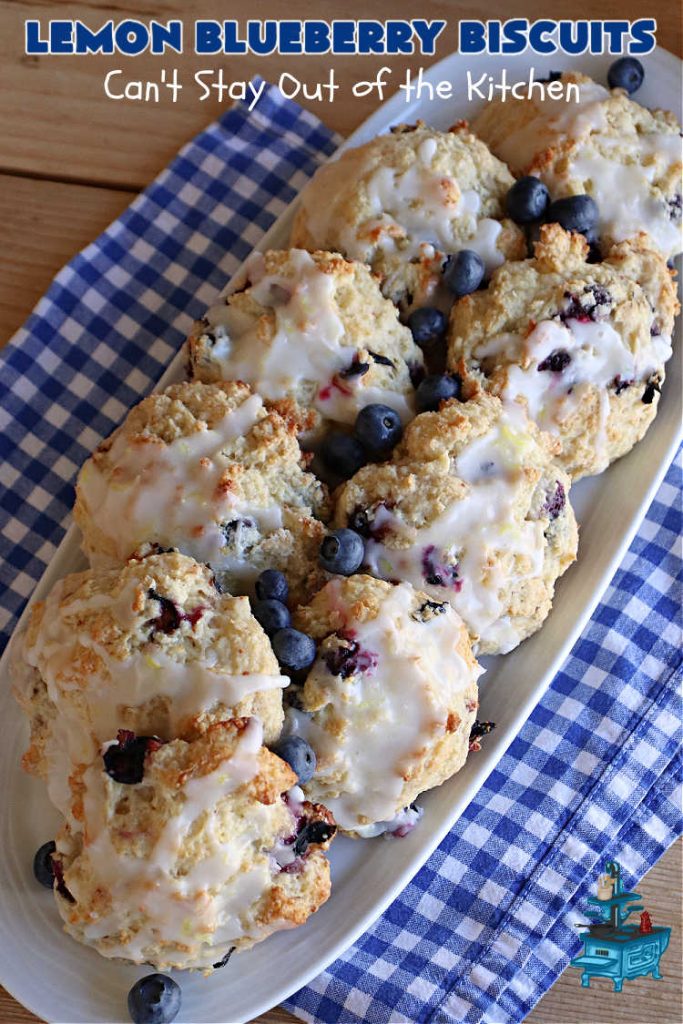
189 249 423 440
291 121 526 313
448 224 679 479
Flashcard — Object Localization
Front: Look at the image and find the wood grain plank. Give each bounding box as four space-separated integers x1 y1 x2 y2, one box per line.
526 838 682 1024
1 0 680 189
0 173 132 344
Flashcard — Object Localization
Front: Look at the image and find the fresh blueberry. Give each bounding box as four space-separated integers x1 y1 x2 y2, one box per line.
255 569 288 603
272 628 317 673
252 598 290 636
545 195 598 236
272 735 317 784
319 529 365 575
407 307 447 348
33 840 56 889
320 432 367 478
506 177 550 224
607 57 644 94
442 250 485 297
127 973 181 1024
415 373 463 413
354 404 403 459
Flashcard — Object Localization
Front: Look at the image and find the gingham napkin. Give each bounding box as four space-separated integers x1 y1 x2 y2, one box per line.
0 83 680 1024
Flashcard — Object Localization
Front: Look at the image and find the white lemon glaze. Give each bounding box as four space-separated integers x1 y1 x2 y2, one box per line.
490 79 610 170
21 578 288 815
77 393 285 581
362 407 549 653
560 132 682 257
288 581 481 830
338 161 505 272
58 718 288 968
202 250 355 404
476 316 672 471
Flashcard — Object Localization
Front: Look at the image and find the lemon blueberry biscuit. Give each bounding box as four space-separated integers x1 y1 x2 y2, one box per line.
284 575 482 836
291 122 526 311
189 249 424 438
52 718 335 970
74 380 328 600
13 552 288 816
472 72 683 259
448 225 679 479
333 391 578 655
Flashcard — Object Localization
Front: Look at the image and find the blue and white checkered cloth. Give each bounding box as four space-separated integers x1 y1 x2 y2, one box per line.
0 83 680 1024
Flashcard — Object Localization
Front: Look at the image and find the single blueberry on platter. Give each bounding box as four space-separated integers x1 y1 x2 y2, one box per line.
127 973 181 1024
415 373 463 413
32 840 56 889
607 56 645 94
255 569 289 603
442 250 485 298
319 529 365 575
354 404 403 460
407 307 447 348
545 195 598 235
252 598 291 636
320 432 367 479
506 176 550 224
271 628 317 673
272 735 317 784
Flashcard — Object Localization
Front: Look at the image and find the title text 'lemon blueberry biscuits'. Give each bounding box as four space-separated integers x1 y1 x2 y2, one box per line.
282 575 481 836
472 71 682 260
74 380 329 601
291 122 526 313
448 225 679 480
12 552 289 816
333 391 578 656
52 719 335 971
189 249 424 440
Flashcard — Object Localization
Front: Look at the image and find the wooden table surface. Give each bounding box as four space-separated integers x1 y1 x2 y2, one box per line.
0 1 680 1021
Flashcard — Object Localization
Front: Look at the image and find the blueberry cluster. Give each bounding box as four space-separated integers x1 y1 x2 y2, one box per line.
507 177 600 254
251 569 317 678
321 402 404 481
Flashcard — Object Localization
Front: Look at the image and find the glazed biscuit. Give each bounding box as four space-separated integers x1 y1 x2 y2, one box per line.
291 122 526 312
333 392 578 655
73 380 329 601
189 249 423 440
286 575 481 835
53 719 335 970
13 552 288 814
447 225 678 479
472 72 682 259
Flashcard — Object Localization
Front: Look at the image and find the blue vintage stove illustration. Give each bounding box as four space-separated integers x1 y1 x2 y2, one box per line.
570 860 671 991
